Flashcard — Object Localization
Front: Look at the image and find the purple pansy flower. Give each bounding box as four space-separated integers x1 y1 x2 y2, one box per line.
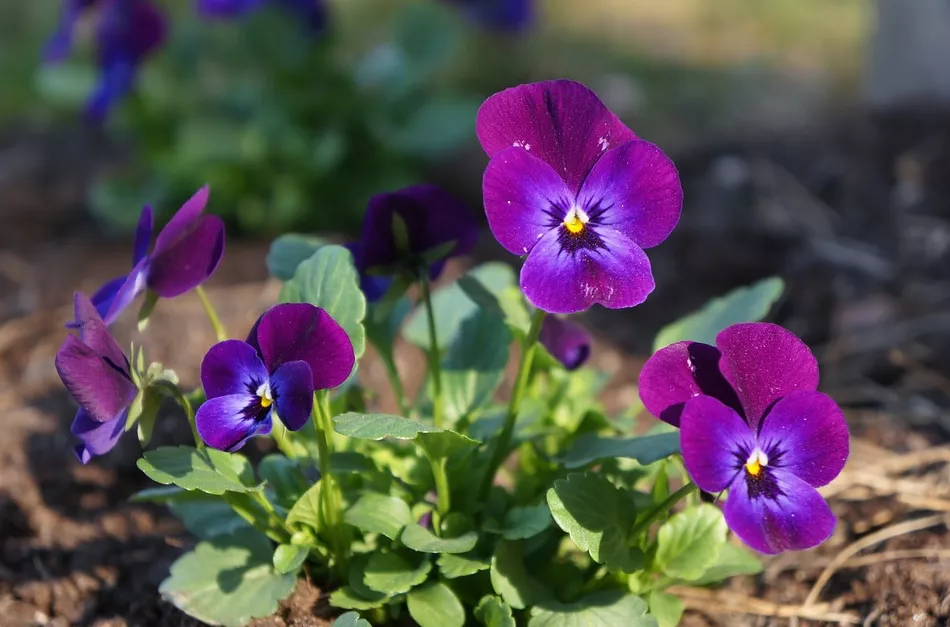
539 316 591 370
86 185 225 326
197 0 327 32
344 241 392 303
353 184 478 287
638 323 850 554
55 292 138 463
477 80 682 314
196 303 354 451
444 0 532 31
46 0 167 121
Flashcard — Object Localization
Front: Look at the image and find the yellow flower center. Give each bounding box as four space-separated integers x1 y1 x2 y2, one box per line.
256 382 274 409
260 395 273 409
562 207 589 235
744 450 768 477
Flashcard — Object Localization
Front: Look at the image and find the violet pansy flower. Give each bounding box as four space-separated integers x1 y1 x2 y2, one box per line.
539 316 591 371
55 292 138 463
638 322 850 554
344 241 392 303
444 0 532 32
196 303 354 451
87 185 225 326
46 0 167 121
354 184 478 287
477 80 682 314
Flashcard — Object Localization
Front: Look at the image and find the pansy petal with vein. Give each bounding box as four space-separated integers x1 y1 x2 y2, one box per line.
539 316 592 371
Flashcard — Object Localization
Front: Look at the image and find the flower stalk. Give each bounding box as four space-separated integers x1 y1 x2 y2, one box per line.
419 274 445 428
312 390 347 573
194 285 228 342
628 482 697 542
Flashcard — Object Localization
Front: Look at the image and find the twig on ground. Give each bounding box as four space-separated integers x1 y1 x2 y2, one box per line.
671 586 859 624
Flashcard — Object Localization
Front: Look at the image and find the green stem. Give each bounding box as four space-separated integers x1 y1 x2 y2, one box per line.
312 391 347 573
155 381 204 450
271 422 299 459
194 285 228 342
382 353 411 417
418 275 444 428
431 458 451 516
477 309 546 501
628 482 698 542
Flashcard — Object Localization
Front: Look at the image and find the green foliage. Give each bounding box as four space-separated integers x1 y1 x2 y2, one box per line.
332 611 372 627
647 591 684 627
137 446 262 495
655 504 728 581
475 595 517 627
407 582 466 627
272 544 308 574
401 524 479 554
490 541 550 610
333 412 438 439
690 542 763 585
169 499 252 540
286 481 323 532
344 493 412 540
485 504 553 541
438 552 491 579
529 591 658 627
363 552 431 595
441 308 513 422
266 234 328 281
556 432 681 469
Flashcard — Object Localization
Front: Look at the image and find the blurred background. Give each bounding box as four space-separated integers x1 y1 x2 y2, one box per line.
4 1 950 624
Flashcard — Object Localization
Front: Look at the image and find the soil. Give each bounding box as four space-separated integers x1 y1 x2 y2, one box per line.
3 107 950 626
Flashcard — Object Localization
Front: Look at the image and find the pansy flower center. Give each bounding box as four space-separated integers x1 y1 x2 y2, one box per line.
256 382 274 409
562 206 589 235
744 449 769 477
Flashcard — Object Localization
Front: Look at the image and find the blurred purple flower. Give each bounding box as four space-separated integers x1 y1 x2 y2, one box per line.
539 316 591 370
196 303 354 451
639 323 850 554
344 241 392 303
45 0 167 121
196 0 327 32
55 292 137 463
477 80 682 314
85 186 225 326
445 0 532 32
353 184 478 287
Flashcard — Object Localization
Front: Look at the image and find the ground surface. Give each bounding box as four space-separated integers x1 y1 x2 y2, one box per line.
3 106 950 626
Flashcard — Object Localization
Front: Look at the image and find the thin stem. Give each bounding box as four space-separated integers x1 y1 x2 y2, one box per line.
194 285 227 342
312 391 347 574
155 381 204 450
477 308 546 501
431 458 451 516
382 353 410 417
271 422 299 459
628 482 698 542
418 274 444 428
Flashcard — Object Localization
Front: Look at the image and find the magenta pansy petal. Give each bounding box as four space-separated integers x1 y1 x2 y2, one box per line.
539 316 592 371
680 395 755 492
55 335 137 423
638 341 742 426
195 393 273 452
200 340 269 399
152 185 210 257
519 227 654 314
476 79 636 192
71 408 127 464
724 470 837 554
270 360 314 431
147 214 226 297
759 390 849 488
576 139 683 249
250 303 355 390
71 292 129 371
482 146 573 255
133 205 154 264
715 322 820 428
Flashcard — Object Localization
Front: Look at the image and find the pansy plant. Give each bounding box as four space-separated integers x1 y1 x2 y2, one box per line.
51 80 849 627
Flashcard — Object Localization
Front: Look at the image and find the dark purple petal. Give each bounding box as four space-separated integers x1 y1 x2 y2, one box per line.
476 80 636 193
71 292 130 372
147 215 226 297
680 395 755 492
71 407 127 464
85 58 136 122
539 316 591 370
359 185 478 273
576 139 682 249
97 0 166 64
724 469 837 554
758 391 849 488
482 146 572 256
55 335 137 423
345 241 393 303
100 258 149 325
196 393 274 451
89 275 127 323
638 341 742 427
446 0 531 31
151 185 211 257
716 323 820 429
196 0 266 17
133 205 154 264
249 303 354 390
519 226 654 314
200 340 269 399
44 0 99 61
270 360 314 431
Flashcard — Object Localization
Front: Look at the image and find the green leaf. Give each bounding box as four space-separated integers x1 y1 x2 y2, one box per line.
441 309 512 422
137 446 261 495
330 451 378 474
329 586 389 611
547 473 643 572
401 524 478 554
273 544 308 574
169 499 252 540
332 611 372 627
266 233 327 280
363 552 432 595
652 277 785 352
498 504 552 540
557 432 681 469
407 582 465 627
333 413 439 440
385 96 480 159
344 493 412 540
416 430 479 461
529 591 657 627
257 454 309 505
690 542 763 585
437 552 491 579
647 591 684 627
490 540 549 610
475 595 516 627
279 244 367 359
365 296 413 365
286 481 322 531
655 504 728 581
159 529 296 627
